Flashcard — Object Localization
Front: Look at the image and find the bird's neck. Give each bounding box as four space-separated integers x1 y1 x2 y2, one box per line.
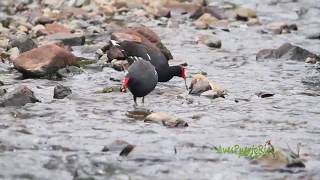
168 66 182 79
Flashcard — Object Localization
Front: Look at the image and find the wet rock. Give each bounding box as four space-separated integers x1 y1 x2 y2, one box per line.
9 36 37 53
253 144 305 170
190 5 226 20
265 22 297 34
307 32 320 40
119 144 135 157
102 140 132 152
111 59 129 71
31 24 46 37
0 37 9 49
145 112 188 128
235 7 257 21
46 33 85 46
0 89 7 97
201 90 225 99
34 16 55 25
198 35 221 48
193 13 218 29
7 47 20 61
256 43 320 61
126 108 152 119
189 74 226 98
0 85 39 107
53 84 72 99
43 23 71 35
95 87 114 94
57 66 83 78
305 57 317 64
13 44 78 78
145 6 171 19
256 91 275 98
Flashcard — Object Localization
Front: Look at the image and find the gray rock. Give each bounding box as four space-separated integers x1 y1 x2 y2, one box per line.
57 66 84 78
34 16 54 25
199 35 222 48
10 36 37 53
0 81 3 86
46 33 85 46
307 33 320 40
145 112 188 128
0 85 39 107
256 43 320 61
53 84 72 99
0 88 6 97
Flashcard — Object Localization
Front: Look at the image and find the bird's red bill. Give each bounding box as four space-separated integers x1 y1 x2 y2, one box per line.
181 67 186 79
123 77 129 88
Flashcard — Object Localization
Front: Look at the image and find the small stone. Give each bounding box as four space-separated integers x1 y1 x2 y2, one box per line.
17 25 29 33
46 33 85 46
307 33 320 40
266 22 289 34
235 7 257 21
305 57 317 64
193 13 218 29
0 37 9 49
198 35 221 48
0 89 6 97
0 85 39 107
289 24 298 31
57 66 83 78
35 16 55 25
31 24 46 37
53 84 72 99
44 23 71 34
111 60 129 71
96 49 104 56
10 37 37 53
201 90 226 98
189 74 225 97
95 87 113 94
256 91 275 98
145 112 188 128
119 144 135 157
7 47 20 61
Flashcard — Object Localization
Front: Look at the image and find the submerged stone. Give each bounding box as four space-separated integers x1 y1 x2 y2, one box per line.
0 85 39 107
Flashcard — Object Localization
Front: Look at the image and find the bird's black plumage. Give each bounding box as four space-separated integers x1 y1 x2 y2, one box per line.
124 59 158 104
111 40 185 83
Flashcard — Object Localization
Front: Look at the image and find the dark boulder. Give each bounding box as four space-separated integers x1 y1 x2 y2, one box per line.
257 43 320 61
0 85 39 107
53 84 72 99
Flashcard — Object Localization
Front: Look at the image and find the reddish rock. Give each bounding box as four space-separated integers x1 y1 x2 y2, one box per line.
44 23 71 35
13 44 77 77
111 26 173 60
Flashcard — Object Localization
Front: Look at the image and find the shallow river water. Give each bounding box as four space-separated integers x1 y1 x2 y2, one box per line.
1 0 320 179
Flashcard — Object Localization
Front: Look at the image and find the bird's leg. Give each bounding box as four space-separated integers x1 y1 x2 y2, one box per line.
133 96 137 105
142 97 145 104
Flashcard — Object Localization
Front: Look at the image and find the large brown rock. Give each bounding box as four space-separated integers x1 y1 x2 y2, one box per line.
110 26 173 60
13 44 77 77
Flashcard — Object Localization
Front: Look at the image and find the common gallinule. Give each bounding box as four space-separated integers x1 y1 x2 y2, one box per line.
122 59 158 105
111 40 187 89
